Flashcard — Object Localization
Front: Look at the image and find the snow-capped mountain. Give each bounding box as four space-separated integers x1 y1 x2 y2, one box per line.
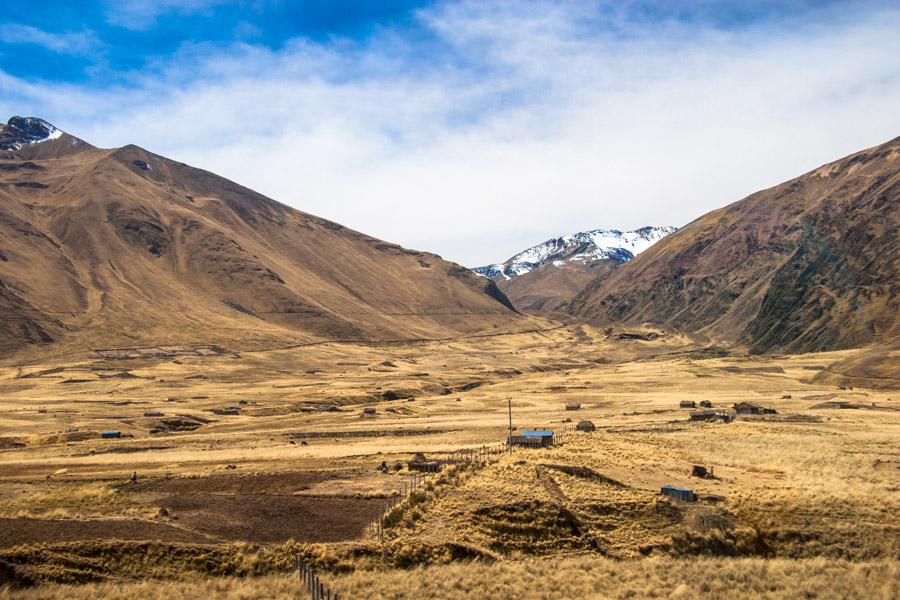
0 117 63 151
473 226 676 281
0 117 88 158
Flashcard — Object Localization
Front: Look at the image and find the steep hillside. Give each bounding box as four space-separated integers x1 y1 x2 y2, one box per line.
474 227 674 312
569 137 900 354
0 117 525 358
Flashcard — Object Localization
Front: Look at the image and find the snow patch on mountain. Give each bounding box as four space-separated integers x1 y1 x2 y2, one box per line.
473 226 676 280
0 117 64 151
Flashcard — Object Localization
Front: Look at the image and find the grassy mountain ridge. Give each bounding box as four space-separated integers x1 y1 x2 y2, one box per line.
0 119 526 358
568 136 900 354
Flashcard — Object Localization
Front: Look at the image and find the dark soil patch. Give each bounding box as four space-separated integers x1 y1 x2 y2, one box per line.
156 494 385 544
288 429 449 440
128 471 344 495
540 464 627 487
0 518 214 549
718 366 786 374
0 437 26 449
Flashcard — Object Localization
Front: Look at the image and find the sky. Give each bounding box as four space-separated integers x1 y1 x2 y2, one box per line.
1 1 899 266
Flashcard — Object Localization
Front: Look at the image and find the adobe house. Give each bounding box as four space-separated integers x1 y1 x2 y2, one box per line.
565 401 582 411
576 420 596 432
734 402 777 415
699 400 712 408
680 400 696 409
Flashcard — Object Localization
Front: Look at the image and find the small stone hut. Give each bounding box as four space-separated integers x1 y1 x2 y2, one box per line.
575 420 596 432
408 452 441 472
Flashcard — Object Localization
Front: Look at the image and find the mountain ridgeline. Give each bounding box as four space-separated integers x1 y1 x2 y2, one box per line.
0 117 525 357
568 137 900 354
1 115 896 360
473 227 675 313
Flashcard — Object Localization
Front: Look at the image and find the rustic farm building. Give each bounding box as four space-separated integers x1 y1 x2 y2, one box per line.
510 435 545 448
661 485 695 502
680 400 696 408
565 402 581 411
510 431 554 448
692 465 713 478
576 420 596 432
408 453 441 472
699 400 712 408
690 409 734 423
100 431 122 439
362 406 376 415
734 402 776 415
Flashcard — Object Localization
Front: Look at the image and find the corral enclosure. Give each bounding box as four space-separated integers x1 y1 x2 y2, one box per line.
0 324 898 596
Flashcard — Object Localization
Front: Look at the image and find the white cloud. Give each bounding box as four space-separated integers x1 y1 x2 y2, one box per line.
4 1 900 266
104 0 230 30
0 24 100 55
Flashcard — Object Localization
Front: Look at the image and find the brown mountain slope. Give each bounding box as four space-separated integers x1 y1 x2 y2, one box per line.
496 259 620 314
0 118 525 358
568 136 900 354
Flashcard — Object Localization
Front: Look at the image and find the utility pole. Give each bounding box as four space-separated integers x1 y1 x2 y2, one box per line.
507 396 513 454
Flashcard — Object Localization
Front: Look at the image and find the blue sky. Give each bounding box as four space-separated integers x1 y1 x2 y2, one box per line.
1 1 429 82
2 1 899 265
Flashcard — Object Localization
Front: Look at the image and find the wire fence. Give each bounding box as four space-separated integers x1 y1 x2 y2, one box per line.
295 556 339 600
295 429 580 597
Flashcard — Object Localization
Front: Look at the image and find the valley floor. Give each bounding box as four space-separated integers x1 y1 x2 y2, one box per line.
0 325 897 597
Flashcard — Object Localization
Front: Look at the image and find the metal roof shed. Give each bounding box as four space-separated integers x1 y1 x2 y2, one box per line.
661 485 695 502
518 430 554 447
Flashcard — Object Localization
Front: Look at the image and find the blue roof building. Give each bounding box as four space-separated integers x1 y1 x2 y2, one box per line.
511 430 554 448
661 485 695 502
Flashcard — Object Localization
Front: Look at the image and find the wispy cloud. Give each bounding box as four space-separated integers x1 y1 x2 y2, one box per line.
0 24 100 55
3 1 900 265
103 0 230 30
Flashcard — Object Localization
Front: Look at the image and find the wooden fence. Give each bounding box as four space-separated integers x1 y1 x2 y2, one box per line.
295 556 339 600
294 432 578 596
441 441 508 464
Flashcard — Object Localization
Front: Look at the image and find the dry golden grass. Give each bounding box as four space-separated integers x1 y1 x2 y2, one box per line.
0 326 897 595
5 557 897 599
0 482 152 520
